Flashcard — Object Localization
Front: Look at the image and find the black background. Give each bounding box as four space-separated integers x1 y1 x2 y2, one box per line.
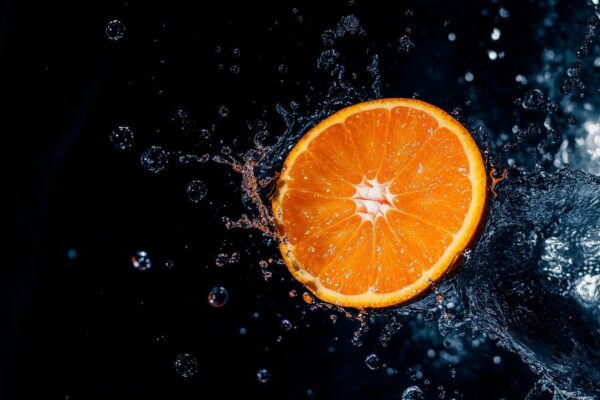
3 0 574 398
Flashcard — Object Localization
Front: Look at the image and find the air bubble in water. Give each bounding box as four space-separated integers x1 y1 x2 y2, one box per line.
174 353 198 378
230 65 240 74
106 19 126 41
488 50 498 60
141 146 168 174
131 251 151 271
110 126 134 150
448 33 456 41
365 353 382 370
208 286 229 307
522 89 544 110
464 72 474 82
402 386 425 400
186 180 207 203
256 368 271 383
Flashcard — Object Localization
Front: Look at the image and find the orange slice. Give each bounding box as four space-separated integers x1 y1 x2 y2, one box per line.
272 99 487 308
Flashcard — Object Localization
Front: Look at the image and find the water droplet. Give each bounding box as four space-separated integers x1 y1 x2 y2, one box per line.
493 355 502 364
105 19 126 41
230 64 240 74
281 319 292 330
491 27 501 41
398 35 415 52
256 368 271 383
302 292 314 304
110 126 134 150
464 71 474 82
67 248 78 260
487 50 498 60
365 353 382 370
277 63 288 74
232 48 241 58
208 286 229 307
402 386 425 400
140 146 168 174
174 353 198 378
567 115 577 125
499 7 510 18
131 251 152 271
165 260 175 269
521 89 544 110
515 74 528 85
186 180 207 203
317 49 340 70
321 29 336 46
448 33 456 42
218 106 229 117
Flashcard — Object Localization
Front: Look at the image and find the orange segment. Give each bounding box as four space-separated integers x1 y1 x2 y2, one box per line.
272 98 487 308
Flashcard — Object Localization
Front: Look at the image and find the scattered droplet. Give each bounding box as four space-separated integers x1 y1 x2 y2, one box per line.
110 126 134 150
256 368 271 383
402 386 425 400
208 286 229 308
140 146 168 174
186 180 208 203
491 27 501 41
131 251 152 271
487 50 498 60
464 72 474 82
521 89 544 110
281 319 292 331
105 19 126 41
218 106 229 117
493 355 502 364
398 35 415 52
448 33 456 42
174 353 198 378
365 353 382 370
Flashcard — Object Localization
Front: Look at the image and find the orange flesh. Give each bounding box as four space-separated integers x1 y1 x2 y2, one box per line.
273 99 487 308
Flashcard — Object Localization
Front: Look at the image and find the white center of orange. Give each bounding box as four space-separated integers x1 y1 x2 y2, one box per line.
353 179 394 222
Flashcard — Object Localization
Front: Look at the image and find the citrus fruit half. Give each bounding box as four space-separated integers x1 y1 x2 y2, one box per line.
272 99 487 308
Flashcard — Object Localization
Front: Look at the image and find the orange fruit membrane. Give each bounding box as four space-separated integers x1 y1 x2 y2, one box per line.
272 99 487 308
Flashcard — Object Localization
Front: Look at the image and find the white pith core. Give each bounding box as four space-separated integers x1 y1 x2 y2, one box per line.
353 179 394 222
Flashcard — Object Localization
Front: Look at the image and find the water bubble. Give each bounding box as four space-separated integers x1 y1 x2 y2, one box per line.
67 248 77 260
140 146 168 174
573 274 600 306
487 50 498 60
321 29 336 46
402 386 424 400
174 353 198 378
232 48 240 58
365 353 382 370
493 355 502 364
131 251 151 271
165 260 175 269
398 35 415 52
110 126 134 150
186 180 207 203
256 368 271 383
448 32 456 41
277 63 288 74
218 106 229 118
522 89 544 110
281 319 292 330
208 286 229 308
491 27 501 41
336 15 361 37
230 64 240 74
105 19 126 41
317 49 340 71
302 292 314 304
464 72 474 82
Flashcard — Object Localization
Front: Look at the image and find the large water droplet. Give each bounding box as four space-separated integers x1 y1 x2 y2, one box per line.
186 180 207 203
140 146 168 174
401 386 424 400
174 353 198 378
208 286 229 308
256 368 271 383
110 126 133 150
105 19 126 41
365 353 382 370
131 251 151 271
